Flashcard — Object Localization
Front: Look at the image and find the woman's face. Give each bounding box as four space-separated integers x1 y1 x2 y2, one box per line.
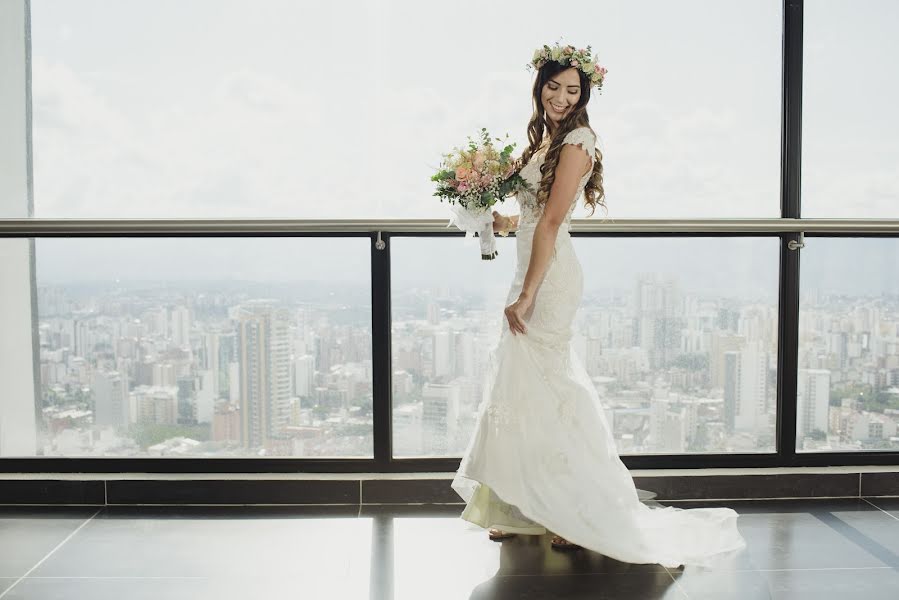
541 67 581 125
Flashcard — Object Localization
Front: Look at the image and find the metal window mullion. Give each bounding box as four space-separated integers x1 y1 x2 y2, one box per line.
777 0 803 463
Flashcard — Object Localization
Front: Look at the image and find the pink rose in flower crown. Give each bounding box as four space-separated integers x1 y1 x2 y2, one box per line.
456 165 471 181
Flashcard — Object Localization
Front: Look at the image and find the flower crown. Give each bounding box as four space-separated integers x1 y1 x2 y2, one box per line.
526 42 607 93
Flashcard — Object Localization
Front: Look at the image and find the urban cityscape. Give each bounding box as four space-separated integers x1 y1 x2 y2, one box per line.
23 266 899 459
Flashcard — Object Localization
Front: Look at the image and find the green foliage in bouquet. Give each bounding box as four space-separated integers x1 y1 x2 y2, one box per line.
431 128 534 211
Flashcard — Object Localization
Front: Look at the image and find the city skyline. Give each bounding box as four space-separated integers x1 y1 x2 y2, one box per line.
24 260 899 459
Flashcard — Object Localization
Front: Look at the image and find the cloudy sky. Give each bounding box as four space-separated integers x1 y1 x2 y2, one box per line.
31 0 790 220
25 0 899 293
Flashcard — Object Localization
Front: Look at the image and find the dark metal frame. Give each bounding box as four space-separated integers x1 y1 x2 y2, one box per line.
1 0 898 473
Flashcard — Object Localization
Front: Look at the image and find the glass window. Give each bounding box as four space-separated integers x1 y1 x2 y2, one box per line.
31 0 782 219
392 236 780 457
22 237 373 458
797 237 899 451
802 0 899 218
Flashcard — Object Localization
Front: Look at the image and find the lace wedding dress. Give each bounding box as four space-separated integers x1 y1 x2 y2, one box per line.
451 126 747 569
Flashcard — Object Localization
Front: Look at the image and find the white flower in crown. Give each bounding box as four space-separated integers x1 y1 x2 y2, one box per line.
526 41 608 93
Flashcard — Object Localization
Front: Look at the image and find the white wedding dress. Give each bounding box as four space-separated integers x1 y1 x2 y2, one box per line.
451 126 747 569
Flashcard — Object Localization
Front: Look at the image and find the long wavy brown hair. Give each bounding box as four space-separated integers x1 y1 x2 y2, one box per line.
518 61 607 218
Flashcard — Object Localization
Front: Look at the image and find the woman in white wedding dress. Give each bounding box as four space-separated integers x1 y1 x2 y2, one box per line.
450 43 747 569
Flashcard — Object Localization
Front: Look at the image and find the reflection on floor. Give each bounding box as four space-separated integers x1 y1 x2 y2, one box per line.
1 498 898 599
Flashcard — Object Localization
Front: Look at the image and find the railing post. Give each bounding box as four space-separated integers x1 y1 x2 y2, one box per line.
371 231 393 469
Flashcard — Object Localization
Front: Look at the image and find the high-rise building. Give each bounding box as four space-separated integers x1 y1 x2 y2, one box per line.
432 329 454 379
292 355 315 397
651 399 687 453
200 332 220 391
422 382 460 455
797 368 831 437
632 274 684 368
212 402 241 444
236 301 291 450
152 362 177 387
710 332 745 389
217 332 238 397
129 385 177 426
829 332 849 370
426 301 440 325
176 374 196 424
393 402 423 456
196 369 215 424
723 341 769 433
170 306 191 348
92 370 129 428
455 331 475 378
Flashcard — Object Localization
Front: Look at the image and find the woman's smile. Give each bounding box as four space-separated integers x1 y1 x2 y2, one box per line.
542 68 582 121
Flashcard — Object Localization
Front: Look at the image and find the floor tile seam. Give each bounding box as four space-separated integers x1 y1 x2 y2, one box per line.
811 511 899 569
7 567 894 581
6 576 212 580
6 496 899 508
6 466 899 479
363 502 464 506
0 507 102 600
862 497 899 522
712 566 895 572
0 503 107 507
107 502 362 507
657 495 872 502
736 510 889 519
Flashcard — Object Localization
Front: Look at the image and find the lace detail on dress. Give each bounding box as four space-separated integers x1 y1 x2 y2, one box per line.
562 127 597 168
515 127 596 233
542 450 572 474
556 393 577 426
485 392 518 431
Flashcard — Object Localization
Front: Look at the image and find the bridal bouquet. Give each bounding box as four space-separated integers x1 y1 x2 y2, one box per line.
431 128 531 260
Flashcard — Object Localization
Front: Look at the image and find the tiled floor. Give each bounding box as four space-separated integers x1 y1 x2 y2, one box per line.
1 498 898 599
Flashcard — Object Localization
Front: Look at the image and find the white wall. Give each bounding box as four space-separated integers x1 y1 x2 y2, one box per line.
0 0 39 456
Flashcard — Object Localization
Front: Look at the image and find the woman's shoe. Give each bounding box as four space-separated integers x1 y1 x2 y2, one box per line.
488 528 518 541
551 534 581 550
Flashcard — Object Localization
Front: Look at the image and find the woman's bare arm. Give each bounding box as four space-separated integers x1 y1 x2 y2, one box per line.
519 144 590 299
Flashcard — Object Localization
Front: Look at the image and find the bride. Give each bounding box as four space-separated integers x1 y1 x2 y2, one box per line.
450 42 747 569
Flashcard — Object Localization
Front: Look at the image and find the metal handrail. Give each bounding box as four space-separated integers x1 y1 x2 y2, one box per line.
0 217 898 235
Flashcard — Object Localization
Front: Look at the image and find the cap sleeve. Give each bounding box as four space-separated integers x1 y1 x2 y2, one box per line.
562 127 596 167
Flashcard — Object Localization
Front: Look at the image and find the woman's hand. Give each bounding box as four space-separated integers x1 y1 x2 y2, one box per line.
492 210 507 233
504 292 533 335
